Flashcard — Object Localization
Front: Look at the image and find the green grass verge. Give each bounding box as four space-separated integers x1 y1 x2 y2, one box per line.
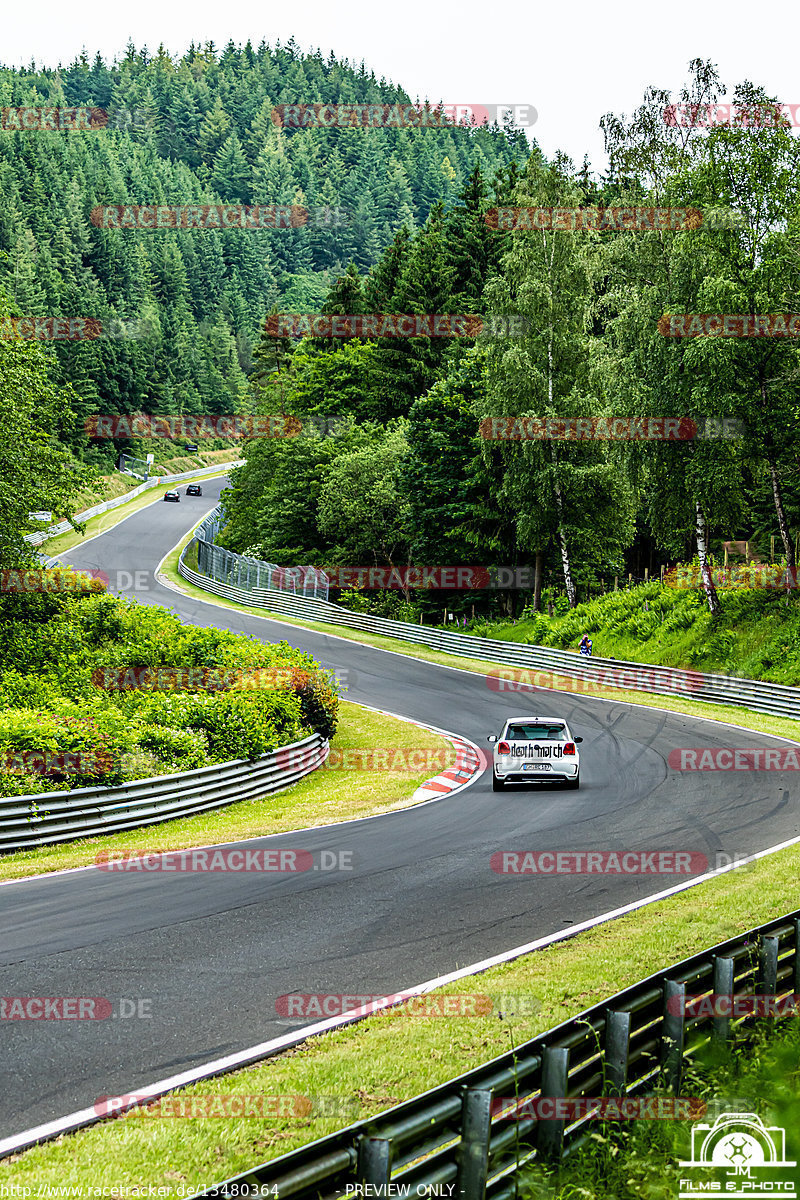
0 700 454 882
2 835 798 1193
158 535 800 747
40 462 240 558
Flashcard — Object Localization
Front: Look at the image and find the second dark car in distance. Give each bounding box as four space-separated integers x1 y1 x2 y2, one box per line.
185 483 203 496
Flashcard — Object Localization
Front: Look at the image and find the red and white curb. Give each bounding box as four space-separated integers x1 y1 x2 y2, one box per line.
413 736 486 801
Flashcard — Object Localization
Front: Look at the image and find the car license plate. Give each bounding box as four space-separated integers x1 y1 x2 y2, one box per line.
523 763 550 771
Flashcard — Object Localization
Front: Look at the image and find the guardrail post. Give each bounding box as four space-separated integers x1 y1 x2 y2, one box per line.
712 956 735 1041
357 1136 392 1188
758 934 779 999
794 919 800 997
457 1088 492 1200
605 1010 631 1095
536 1046 569 1160
662 980 686 1094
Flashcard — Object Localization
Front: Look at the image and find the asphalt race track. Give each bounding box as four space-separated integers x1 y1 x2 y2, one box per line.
2 476 799 1140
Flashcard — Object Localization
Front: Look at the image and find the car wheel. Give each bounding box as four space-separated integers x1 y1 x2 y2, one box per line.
566 772 580 790
492 772 505 792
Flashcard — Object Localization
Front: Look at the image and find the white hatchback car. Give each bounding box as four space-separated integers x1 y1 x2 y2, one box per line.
487 716 583 791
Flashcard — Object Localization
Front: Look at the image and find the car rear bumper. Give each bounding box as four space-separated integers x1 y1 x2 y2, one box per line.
495 764 579 782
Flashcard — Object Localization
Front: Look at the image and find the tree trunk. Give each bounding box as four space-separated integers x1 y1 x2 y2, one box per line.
695 500 721 614
552 474 576 607
545 288 577 607
758 380 795 575
533 550 543 612
766 448 795 572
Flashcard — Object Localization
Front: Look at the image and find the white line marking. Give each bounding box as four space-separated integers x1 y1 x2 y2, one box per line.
3 831 800 1158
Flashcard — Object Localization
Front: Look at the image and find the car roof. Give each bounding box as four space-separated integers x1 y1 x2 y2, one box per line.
504 716 567 724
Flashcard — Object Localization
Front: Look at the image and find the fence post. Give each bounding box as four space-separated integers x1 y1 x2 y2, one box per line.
536 1046 569 1160
457 1089 492 1200
758 934 779 998
357 1137 392 1188
605 1010 631 1094
712 956 735 1041
662 980 686 1093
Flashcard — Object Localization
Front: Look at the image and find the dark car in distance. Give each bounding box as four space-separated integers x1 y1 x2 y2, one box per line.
185 483 202 496
163 489 181 503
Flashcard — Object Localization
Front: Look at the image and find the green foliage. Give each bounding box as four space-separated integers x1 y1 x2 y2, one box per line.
192 689 304 761
0 708 127 787
476 576 800 684
0 43 521 469
139 726 210 771
0 575 338 797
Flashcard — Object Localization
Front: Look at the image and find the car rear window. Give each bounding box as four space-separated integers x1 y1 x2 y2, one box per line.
506 724 567 741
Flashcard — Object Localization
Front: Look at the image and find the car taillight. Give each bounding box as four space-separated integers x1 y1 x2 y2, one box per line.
563 742 576 755
498 740 511 755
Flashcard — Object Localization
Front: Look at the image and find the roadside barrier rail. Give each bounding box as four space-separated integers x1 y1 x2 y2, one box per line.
0 733 327 853
192 508 329 600
24 460 243 547
180 517 800 722
199 910 800 1199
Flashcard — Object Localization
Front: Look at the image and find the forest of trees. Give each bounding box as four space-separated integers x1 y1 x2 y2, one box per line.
219 61 800 618
0 37 524 465
3 48 800 620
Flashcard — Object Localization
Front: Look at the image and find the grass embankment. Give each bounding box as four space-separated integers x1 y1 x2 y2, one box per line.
468 581 800 686
72 449 237 513
3 843 799 1193
0 700 452 883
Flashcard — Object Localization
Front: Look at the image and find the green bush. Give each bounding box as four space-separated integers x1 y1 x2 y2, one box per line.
0 571 339 798
139 726 210 770
0 709 126 787
197 690 305 760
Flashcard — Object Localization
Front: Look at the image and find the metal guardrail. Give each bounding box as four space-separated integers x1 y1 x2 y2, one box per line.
200 909 800 1200
0 733 326 853
24 460 243 547
179 531 800 722
193 508 330 600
